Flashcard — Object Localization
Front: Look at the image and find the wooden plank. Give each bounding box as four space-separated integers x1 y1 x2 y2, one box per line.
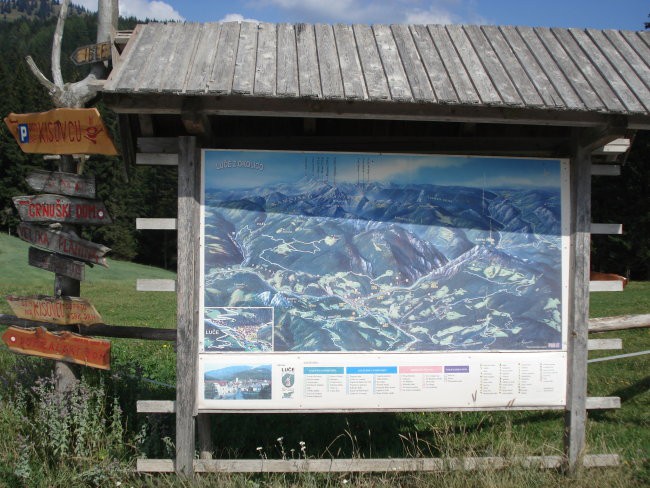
620 31 650 72
480 25 544 107
130 23 177 92
137 279 176 292
295 23 321 98
149 23 201 93
593 138 630 154
590 223 622 234
589 313 650 332
602 31 650 100
446 25 500 104
591 164 621 176
185 23 223 95
333 24 367 99
7 295 102 325
198 414 213 460
587 338 622 350
175 136 201 476
137 137 179 154
136 218 177 230
511 27 584 109
17 222 110 267
28 247 84 281
136 153 178 166
208 22 241 93
13 194 112 225
535 28 605 110
410 25 457 103
569 29 644 113
277 24 299 97
315 24 344 99
232 22 258 95
26 169 95 198
108 23 156 92
428 25 480 104
137 400 176 413
564 137 592 476
590 281 624 292
137 454 618 473
390 24 435 102
586 397 620 409
463 25 522 105
373 24 412 101
551 28 625 112
0 313 176 341
352 24 390 100
3 108 118 156
254 23 277 96
2 326 110 370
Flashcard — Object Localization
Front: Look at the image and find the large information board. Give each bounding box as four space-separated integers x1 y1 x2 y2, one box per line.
198 150 569 411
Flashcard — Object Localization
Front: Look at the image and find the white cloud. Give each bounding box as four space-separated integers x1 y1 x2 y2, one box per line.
71 0 184 21
219 13 261 23
403 6 455 25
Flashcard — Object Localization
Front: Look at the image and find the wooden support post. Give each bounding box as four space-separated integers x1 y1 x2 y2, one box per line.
198 414 213 460
564 135 592 476
175 136 200 476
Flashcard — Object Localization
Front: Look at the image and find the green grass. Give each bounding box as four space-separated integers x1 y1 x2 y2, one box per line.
0 232 648 487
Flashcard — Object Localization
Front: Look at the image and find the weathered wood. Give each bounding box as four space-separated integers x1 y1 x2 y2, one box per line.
137 400 176 413
136 218 177 230
0 313 176 341
198 414 213 460
136 279 176 292
589 280 624 292
333 24 366 99
590 223 622 234
175 136 200 476
209 22 240 93
136 153 178 166
277 24 299 97
29 247 85 281
409 25 457 103
564 135 592 476
390 24 435 102
137 137 179 154
353 24 390 100
26 169 96 198
593 138 630 154
13 194 112 225
587 338 622 350
590 164 620 176
17 222 110 267
585 397 620 409
137 454 619 473
373 24 412 101
254 23 277 96
428 25 480 104
3 108 118 155
185 23 222 95
156 23 202 94
315 24 344 99
70 41 111 66
295 23 321 98
2 326 110 370
7 295 102 325
232 22 258 95
589 350 650 364
589 313 650 333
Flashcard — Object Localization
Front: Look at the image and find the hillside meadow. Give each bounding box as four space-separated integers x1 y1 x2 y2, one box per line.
0 232 648 487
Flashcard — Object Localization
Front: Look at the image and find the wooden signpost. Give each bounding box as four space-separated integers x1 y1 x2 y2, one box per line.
70 41 112 66
3 108 119 155
13 194 112 224
17 222 110 267
26 169 96 198
29 247 85 281
2 327 110 370
7 295 103 326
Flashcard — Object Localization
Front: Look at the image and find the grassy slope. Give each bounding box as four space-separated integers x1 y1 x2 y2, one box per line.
0 232 648 484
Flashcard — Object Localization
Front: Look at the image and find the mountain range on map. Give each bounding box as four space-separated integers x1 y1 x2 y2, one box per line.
203 176 563 352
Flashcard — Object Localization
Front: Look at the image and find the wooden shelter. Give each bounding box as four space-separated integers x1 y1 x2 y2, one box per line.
101 21 650 476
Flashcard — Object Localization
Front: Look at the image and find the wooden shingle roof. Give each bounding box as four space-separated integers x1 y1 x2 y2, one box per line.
103 22 650 127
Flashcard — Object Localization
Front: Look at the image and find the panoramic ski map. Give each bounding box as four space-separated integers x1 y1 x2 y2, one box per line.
202 151 566 353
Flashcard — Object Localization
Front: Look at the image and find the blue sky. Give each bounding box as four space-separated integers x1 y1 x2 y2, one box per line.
204 150 561 190
76 1 648 30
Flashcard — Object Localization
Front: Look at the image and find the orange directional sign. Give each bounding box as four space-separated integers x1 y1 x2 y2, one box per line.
7 295 103 326
71 41 112 66
2 327 110 370
3 108 118 155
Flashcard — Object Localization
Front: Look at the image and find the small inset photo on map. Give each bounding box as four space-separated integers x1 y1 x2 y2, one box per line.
203 307 273 352
203 364 272 400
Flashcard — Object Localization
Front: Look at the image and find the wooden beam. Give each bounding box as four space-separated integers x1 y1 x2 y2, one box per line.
136 279 176 292
587 338 622 350
585 397 620 409
590 223 622 234
137 400 176 413
593 138 630 154
175 136 201 477
589 314 650 333
137 137 179 154
589 281 624 292
136 218 177 230
136 153 178 166
137 454 619 473
590 164 621 176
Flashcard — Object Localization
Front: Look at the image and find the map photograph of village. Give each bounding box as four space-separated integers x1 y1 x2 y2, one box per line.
202 150 566 353
203 364 272 400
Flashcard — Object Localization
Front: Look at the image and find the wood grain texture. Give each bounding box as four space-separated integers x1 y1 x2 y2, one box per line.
353 24 390 100
315 24 344 99
410 25 457 103
185 23 223 94
587 338 622 350
208 22 241 93
254 23 277 96
373 24 412 101
232 22 258 95
277 24 299 96
390 24 434 102
136 279 176 292
295 23 322 98
333 24 367 99
589 313 650 332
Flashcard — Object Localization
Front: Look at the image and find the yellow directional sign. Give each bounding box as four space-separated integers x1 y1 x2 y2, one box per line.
71 41 112 66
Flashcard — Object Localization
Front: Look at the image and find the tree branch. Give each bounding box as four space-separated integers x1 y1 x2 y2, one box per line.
25 55 62 98
51 0 69 88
